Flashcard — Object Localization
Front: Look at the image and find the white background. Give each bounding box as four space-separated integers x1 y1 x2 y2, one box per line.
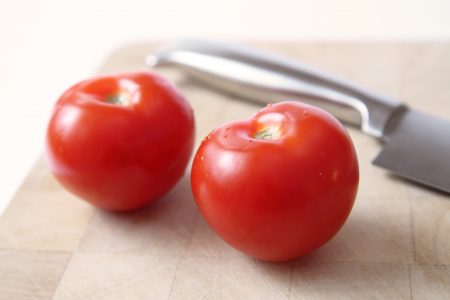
1 0 450 215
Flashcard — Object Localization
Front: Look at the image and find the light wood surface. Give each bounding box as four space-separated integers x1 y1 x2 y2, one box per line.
1 42 449 299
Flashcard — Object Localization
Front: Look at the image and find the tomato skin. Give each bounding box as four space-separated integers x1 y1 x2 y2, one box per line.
46 72 195 211
191 101 358 262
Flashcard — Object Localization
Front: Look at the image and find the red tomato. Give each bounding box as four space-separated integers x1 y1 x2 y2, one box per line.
46 72 195 211
191 101 358 261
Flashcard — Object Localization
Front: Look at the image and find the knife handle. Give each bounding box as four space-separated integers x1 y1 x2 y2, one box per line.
146 40 405 138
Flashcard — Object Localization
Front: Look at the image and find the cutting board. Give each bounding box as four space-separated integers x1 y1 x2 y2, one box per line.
1 42 450 300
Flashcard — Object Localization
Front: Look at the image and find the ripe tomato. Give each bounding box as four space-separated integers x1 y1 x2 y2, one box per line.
46 72 195 211
191 101 358 261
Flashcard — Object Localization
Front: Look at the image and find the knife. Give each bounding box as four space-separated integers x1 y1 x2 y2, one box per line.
146 40 450 193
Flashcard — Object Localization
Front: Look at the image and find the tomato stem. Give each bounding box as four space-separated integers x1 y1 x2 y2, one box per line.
254 127 280 140
106 93 131 106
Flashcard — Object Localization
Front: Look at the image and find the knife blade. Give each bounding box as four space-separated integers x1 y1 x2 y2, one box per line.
146 40 450 193
373 109 450 192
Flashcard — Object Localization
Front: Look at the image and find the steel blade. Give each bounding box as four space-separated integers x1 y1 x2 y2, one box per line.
373 109 450 193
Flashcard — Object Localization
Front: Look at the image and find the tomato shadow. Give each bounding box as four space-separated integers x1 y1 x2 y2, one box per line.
248 197 413 295
78 174 199 254
79 178 410 296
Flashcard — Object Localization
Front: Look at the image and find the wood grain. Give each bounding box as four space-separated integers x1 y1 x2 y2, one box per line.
0 250 70 300
1 42 449 299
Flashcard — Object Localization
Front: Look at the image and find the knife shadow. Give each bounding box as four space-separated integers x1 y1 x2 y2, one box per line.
387 173 450 198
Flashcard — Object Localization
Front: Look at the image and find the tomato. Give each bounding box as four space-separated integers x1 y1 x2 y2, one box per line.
191 101 358 261
46 72 195 211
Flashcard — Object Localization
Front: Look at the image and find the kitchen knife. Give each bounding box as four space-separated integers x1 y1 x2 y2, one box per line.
146 40 450 193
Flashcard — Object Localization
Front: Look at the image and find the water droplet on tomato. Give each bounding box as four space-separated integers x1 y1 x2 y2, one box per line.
303 111 309 117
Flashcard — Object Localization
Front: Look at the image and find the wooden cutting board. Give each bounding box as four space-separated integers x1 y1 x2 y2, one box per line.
1 42 449 300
